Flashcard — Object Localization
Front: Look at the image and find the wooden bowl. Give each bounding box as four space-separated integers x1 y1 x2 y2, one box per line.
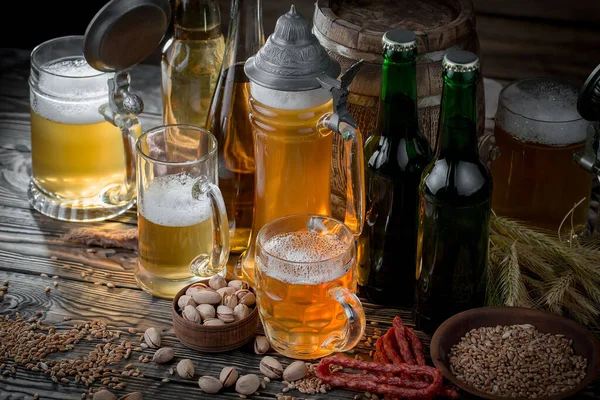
172 279 259 352
430 306 600 400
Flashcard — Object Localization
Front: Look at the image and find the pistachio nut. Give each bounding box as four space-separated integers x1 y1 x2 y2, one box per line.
259 356 283 379
239 291 256 307
283 361 307 382
254 335 270 355
235 374 260 395
192 290 222 305
176 359 195 380
217 286 236 298
235 289 252 302
203 318 226 326
143 327 161 349
223 293 238 309
228 279 249 290
208 275 228 290
198 375 223 394
182 305 202 323
219 366 239 387
196 303 216 320
234 304 251 321
177 295 197 310
185 282 209 295
216 305 236 324
152 347 174 364
117 393 143 400
93 390 117 400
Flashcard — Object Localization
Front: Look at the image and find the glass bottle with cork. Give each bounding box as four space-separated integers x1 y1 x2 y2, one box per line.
161 0 225 127
205 0 265 255
361 29 432 307
414 51 492 334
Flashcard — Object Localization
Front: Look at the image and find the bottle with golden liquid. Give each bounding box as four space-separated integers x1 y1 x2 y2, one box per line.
205 0 265 254
161 0 225 127
237 6 366 285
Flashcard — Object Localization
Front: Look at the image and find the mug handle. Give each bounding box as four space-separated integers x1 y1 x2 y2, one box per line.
190 176 231 277
323 286 366 353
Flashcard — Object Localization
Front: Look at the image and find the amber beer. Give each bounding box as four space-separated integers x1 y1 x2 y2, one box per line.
255 219 364 360
137 174 215 298
490 78 592 234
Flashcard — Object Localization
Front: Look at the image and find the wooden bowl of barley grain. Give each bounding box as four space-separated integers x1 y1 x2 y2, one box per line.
430 306 600 400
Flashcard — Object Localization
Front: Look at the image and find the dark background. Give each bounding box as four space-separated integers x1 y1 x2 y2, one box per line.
1 0 599 85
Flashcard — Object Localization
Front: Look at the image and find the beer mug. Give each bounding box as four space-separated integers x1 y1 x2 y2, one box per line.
135 124 230 299
490 78 593 235
28 36 140 221
254 214 365 360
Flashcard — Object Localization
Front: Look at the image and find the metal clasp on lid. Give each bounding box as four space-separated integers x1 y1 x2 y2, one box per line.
316 60 364 140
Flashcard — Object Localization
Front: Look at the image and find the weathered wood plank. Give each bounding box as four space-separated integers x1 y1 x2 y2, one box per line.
0 270 400 399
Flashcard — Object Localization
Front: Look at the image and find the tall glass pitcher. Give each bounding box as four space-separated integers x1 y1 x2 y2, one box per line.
236 6 366 284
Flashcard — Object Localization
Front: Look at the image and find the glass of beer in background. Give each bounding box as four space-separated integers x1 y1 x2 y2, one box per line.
490 78 593 235
28 36 137 221
254 214 365 360
135 124 230 299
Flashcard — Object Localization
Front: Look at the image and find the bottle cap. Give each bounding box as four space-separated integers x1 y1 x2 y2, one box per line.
244 5 341 91
83 0 171 72
442 51 479 73
382 29 417 52
578 63 600 121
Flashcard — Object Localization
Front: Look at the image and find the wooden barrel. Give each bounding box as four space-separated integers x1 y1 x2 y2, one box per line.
313 0 486 146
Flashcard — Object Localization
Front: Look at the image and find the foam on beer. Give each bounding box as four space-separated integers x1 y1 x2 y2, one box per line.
261 231 351 284
250 82 332 110
139 173 212 227
31 58 110 125
496 79 588 146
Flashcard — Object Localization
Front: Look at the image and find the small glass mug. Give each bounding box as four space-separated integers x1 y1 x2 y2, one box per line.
135 124 230 299
28 35 140 222
255 214 365 360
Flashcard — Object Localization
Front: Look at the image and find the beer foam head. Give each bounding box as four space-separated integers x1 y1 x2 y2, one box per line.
496 78 588 146
139 173 212 227
250 82 332 110
259 231 351 284
31 57 110 125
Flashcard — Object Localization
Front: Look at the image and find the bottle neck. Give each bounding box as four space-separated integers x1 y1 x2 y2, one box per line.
226 0 264 62
173 0 222 40
377 49 418 138
436 70 479 159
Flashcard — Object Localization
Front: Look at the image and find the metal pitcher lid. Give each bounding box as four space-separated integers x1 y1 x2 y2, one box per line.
578 63 600 121
83 0 171 72
244 5 341 91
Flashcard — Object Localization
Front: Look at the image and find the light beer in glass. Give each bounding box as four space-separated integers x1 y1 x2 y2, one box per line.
136 124 230 299
28 36 136 221
490 78 593 234
255 214 365 360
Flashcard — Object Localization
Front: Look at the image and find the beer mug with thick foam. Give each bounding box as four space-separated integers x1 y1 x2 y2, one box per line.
490 78 593 235
28 36 140 221
254 214 366 360
135 124 230 299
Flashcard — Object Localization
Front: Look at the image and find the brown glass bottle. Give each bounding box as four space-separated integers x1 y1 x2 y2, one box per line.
205 0 264 254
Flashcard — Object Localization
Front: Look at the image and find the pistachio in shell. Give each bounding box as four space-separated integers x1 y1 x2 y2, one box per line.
254 335 270 354
185 282 209 295
93 390 117 400
222 293 238 309
196 303 216 320
228 279 248 290
283 360 307 382
216 305 236 324
198 375 223 394
235 374 260 395
238 291 256 307
152 347 174 364
208 274 227 290
176 359 195 380
204 318 226 326
234 303 251 321
182 305 202 323
177 294 197 310
216 286 236 298
143 327 161 349
192 290 222 305
219 366 238 387
259 356 283 379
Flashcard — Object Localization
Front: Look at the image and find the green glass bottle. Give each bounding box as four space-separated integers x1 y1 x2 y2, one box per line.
362 29 432 306
414 51 492 334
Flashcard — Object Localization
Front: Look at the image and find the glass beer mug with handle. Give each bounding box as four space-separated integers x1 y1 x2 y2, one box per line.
255 214 366 360
236 6 366 284
135 124 230 299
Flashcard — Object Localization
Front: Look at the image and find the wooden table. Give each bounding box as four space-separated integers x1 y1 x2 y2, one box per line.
0 48 598 400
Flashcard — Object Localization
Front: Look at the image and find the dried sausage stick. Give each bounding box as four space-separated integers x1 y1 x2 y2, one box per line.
374 336 391 364
382 329 404 365
392 316 415 364
316 355 443 398
404 326 426 366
